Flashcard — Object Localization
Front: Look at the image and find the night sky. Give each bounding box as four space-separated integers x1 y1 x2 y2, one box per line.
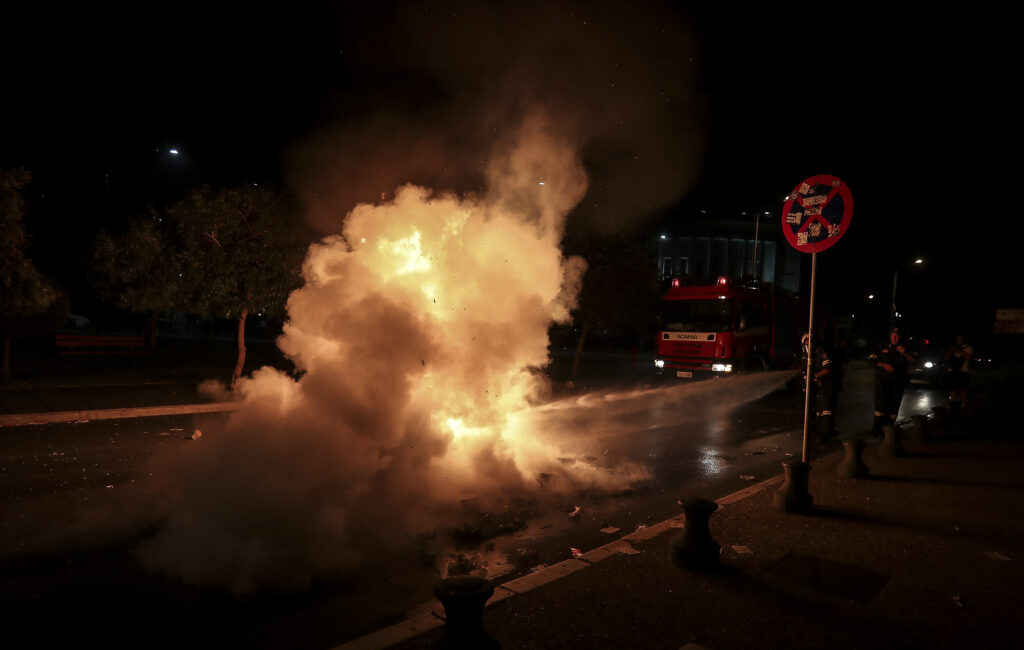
1 3 1011 346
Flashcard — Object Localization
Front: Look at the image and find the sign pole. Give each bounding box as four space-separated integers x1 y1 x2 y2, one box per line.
801 251 818 464
774 174 851 514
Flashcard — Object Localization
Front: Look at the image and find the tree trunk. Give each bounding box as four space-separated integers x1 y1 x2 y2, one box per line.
2 337 10 382
570 316 590 382
231 308 248 388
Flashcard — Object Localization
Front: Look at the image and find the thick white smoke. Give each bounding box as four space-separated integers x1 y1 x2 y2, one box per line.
139 112 652 593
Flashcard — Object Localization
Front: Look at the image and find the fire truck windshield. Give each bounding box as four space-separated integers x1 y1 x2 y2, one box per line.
660 299 733 332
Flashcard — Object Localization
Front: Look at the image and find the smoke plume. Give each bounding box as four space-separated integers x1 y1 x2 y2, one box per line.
288 0 705 236
140 111 617 592
142 1 709 592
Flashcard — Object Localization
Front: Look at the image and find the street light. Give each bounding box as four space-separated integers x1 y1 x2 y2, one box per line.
891 257 925 324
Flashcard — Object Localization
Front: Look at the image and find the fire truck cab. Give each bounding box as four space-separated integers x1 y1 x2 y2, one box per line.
654 275 802 379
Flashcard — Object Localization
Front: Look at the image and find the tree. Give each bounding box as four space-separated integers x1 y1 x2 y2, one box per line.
95 184 313 387
564 233 660 379
93 211 181 346
0 168 63 381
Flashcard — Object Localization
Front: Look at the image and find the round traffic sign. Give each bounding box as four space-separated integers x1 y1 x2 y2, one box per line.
781 174 853 253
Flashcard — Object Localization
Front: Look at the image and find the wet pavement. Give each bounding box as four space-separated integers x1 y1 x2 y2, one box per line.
3 353 1022 649
377 408 1024 650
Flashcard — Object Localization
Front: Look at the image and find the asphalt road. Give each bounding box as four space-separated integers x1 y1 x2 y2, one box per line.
0 362 945 649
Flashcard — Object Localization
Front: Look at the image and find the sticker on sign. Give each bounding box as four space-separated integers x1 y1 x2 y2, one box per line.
781 174 853 254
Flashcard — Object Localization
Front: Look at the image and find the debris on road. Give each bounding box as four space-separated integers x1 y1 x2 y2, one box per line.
445 553 478 576
568 505 581 518
600 526 620 534
570 547 582 559
191 429 203 440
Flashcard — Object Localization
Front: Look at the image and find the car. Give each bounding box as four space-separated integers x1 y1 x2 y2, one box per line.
64 314 92 330
908 340 945 386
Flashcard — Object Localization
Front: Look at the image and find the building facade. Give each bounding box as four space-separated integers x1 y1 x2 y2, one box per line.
651 216 803 294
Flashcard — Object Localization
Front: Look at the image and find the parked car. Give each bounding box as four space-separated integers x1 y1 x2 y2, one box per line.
64 314 92 330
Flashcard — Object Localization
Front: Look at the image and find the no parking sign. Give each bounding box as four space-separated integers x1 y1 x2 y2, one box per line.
781 174 853 473
781 174 853 253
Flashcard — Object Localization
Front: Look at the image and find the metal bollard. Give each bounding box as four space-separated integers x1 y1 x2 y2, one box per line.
878 424 904 458
773 460 813 513
433 575 500 649
670 497 721 570
837 439 868 479
910 414 930 443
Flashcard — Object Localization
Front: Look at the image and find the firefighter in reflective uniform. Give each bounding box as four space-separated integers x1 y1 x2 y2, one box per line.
869 327 914 438
810 332 838 441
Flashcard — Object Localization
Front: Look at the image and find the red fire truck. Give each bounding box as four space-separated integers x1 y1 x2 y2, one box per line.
654 276 804 379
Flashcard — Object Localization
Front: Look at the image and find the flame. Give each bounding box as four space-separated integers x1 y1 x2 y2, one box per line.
140 111 792 590
139 112 623 593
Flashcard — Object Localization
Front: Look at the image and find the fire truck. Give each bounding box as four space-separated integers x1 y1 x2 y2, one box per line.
654 275 804 379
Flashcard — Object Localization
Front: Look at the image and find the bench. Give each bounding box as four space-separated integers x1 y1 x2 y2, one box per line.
55 334 150 356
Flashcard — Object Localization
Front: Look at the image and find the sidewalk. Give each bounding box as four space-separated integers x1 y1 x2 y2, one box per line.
352 412 1024 650
0 380 237 426
0 337 266 426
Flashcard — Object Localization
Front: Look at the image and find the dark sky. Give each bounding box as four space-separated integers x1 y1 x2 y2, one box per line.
1 2 1011 340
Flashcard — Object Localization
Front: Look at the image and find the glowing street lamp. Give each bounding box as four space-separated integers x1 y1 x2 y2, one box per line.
891 257 925 323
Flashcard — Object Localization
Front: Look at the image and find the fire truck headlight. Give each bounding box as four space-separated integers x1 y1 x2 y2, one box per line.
654 359 665 368
711 363 733 373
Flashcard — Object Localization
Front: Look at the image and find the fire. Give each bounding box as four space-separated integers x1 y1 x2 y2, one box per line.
139 112 630 593
139 113 792 593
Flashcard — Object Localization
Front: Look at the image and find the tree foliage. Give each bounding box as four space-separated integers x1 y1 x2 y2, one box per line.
94 183 314 385
94 212 181 314
1 168 60 319
562 233 660 378
163 184 312 321
1 168 63 380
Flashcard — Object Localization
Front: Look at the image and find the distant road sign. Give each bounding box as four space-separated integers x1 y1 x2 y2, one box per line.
781 174 853 253
996 309 1024 321
993 321 1024 334
994 309 1024 333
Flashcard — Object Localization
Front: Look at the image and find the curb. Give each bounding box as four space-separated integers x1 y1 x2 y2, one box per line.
331 471 791 650
0 402 240 427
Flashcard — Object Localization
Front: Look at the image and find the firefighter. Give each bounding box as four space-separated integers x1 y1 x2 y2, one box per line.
869 326 914 438
944 333 974 416
810 330 838 441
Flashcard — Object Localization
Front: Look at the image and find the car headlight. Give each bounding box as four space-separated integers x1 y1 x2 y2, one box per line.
924 361 934 369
